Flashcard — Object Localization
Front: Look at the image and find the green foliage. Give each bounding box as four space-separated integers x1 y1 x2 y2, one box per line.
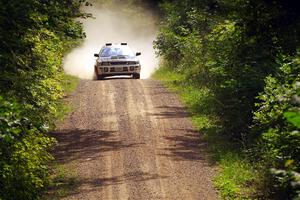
270 169 300 200
285 112 300 129
155 0 300 198
0 97 55 199
0 0 86 199
253 55 300 199
214 152 256 200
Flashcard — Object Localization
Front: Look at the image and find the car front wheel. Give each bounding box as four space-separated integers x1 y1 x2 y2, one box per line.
133 74 140 79
96 75 104 80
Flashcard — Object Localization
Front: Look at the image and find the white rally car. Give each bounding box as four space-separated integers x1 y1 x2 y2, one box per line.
94 43 141 80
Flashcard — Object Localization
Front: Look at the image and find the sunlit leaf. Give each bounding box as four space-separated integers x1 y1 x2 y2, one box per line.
284 111 300 128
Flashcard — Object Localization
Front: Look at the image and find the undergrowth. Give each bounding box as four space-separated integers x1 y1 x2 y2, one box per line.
52 74 80 128
153 65 258 199
44 163 79 200
153 0 300 198
0 1 85 199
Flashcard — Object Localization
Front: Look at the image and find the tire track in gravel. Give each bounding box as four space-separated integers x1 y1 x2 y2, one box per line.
52 79 218 200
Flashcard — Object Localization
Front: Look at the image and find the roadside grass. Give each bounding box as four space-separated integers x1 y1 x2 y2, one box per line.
44 163 80 200
45 74 80 199
51 74 80 128
61 74 80 94
152 66 258 199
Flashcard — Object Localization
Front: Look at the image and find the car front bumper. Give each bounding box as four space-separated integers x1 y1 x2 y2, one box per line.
95 65 141 75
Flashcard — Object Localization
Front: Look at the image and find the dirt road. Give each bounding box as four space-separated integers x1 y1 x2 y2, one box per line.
52 79 218 200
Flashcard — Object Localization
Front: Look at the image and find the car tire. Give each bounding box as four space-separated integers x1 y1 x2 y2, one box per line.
133 74 140 79
97 75 104 80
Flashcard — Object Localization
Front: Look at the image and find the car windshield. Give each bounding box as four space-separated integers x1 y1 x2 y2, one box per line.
100 46 135 57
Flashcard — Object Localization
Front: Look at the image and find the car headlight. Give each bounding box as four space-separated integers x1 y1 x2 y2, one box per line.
128 61 139 65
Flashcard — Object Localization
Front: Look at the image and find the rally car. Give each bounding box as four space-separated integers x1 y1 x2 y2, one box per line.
94 43 141 80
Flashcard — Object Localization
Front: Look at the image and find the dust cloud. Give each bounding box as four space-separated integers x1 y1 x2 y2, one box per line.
63 2 159 79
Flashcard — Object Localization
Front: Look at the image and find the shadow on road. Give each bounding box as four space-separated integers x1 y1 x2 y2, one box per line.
50 129 140 164
146 106 190 119
151 106 190 119
159 131 208 162
95 76 133 81
57 171 168 197
84 170 168 188
146 106 210 162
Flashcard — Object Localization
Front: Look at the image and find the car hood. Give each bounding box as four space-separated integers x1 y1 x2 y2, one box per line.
98 56 139 62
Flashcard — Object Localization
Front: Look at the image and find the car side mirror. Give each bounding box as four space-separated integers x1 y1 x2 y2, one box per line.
136 52 141 56
94 53 99 57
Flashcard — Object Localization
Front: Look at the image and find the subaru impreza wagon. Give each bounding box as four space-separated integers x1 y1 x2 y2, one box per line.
94 43 141 80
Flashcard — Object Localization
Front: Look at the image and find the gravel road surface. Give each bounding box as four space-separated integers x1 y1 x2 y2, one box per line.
52 79 218 200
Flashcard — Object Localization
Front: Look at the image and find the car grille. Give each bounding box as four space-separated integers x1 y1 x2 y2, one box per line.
109 67 126 72
110 61 128 65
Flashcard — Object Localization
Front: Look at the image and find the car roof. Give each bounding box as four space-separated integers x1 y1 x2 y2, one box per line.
99 43 136 58
104 43 128 47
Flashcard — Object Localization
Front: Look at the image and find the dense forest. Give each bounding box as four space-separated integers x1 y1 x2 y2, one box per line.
154 0 300 199
1 0 300 199
0 0 86 199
